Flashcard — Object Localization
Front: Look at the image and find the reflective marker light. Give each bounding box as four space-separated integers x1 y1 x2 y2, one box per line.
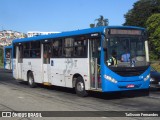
104 75 117 83
144 74 150 81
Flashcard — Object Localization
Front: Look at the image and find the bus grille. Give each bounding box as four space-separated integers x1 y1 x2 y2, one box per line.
109 66 149 77
115 71 144 77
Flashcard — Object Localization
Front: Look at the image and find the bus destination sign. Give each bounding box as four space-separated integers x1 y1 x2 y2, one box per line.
110 29 142 35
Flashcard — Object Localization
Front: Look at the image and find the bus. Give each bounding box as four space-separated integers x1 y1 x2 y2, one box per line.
4 45 12 70
12 26 150 97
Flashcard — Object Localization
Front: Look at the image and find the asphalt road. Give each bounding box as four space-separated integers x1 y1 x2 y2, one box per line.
0 69 160 120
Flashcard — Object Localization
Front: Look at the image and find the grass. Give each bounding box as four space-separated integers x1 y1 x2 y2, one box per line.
0 60 3 68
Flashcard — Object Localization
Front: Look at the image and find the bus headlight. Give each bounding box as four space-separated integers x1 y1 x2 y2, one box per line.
104 75 117 83
144 74 150 81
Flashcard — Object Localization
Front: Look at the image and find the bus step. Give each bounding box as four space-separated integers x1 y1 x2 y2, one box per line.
43 82 52 86
90 88 102 92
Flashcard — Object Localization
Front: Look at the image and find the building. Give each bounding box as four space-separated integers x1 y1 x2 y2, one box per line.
0 30 60 46
27 31 60 37
0 30 27 46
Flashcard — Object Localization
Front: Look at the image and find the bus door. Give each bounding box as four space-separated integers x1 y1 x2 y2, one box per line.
50 39 65 87
90 39 101 89
17 45 23 79
4 48 12 70
42 43 51 84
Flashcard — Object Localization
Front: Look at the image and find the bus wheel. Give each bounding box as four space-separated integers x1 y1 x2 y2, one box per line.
28 72 36 88
75 76 88 97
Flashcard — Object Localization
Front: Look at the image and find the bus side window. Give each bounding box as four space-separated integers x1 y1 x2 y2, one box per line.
52 40 62 58
5 49 10 58
18 45 23 63
30 41 41 58
23 42 30 58
63 38 74 57
74 39 87 58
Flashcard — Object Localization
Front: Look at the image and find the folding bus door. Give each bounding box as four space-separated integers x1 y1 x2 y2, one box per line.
17 45 23 79
90 39 101 89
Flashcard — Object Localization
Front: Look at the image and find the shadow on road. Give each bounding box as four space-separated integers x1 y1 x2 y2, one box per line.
1 79 151 100
0 68 155 100
34 83 150 100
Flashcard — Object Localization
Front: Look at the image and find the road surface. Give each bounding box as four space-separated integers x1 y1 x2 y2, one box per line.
0 69 160 120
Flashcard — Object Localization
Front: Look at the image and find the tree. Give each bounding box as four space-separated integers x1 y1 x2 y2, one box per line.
95 15 109 27
146 13 160 59
90 15 109 28
124 0 160 27
90 24 95 28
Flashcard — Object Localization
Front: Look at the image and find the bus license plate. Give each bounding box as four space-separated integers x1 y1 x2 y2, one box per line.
127 84 135 88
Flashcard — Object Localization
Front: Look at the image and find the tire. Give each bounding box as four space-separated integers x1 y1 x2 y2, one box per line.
28 72 36 88
75 76 88 97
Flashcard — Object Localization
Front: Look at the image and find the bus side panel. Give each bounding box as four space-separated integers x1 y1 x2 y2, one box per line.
13 59 18 79
50 58 66 87
50 58 90 90
64 58 89 89
22 59 42 83
21 59 31 81
30 59 43 83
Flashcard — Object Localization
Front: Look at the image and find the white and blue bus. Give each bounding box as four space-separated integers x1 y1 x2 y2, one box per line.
12 26 150 96
4 45 12 70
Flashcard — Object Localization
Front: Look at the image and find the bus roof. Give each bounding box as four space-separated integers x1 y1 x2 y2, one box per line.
4 45 12 49
12 26 145 43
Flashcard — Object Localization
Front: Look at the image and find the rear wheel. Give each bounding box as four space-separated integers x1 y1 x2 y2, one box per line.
75 76 88 97
28 72 36 88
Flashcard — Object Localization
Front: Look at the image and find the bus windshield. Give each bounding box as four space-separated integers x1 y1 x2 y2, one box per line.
105 36 148 67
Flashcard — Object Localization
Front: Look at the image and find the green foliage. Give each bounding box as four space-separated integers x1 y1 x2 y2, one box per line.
124 0 160 27
149 51 159 61
124 0 160 60
95 15 109 27
90 15 109 28
90 24 95 28
151 62 160 72
146 13 160 59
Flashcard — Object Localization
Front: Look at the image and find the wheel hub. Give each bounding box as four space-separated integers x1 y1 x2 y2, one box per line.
77 82 84 92
29 76 33 85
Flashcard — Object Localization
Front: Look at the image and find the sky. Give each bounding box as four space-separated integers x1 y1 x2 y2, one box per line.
0 0 138 33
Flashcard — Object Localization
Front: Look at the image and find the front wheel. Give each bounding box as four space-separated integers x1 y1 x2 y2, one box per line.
28 72 36 88
75 76 88 97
